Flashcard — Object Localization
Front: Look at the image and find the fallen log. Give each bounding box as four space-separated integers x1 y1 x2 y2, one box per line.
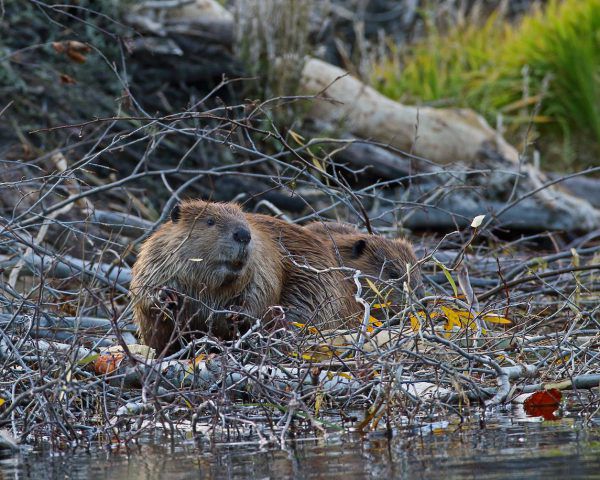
123 1 519 168
301 58 519 166
0 251 131 288
0 313 137 346
550 173 600 208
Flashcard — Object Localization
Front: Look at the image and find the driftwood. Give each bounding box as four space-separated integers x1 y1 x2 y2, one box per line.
0 313 137 346
301 58 519 166
0 251 132 288
124 1 518 167
551 173 600 208
85 333 600 405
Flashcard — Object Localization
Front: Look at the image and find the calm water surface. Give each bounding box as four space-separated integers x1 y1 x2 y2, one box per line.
2 419 599 479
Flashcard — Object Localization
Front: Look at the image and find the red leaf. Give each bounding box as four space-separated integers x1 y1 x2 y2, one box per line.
59 73 77 85
524 389 562 420
93 352 124 375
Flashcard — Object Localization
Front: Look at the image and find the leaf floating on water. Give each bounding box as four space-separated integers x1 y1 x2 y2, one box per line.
523 389 562 420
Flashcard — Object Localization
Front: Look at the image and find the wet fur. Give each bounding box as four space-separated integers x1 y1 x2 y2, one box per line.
131 201 360 354
306 221 422 302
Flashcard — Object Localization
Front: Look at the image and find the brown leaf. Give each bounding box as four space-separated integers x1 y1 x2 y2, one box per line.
52 41 91 63
66 50 87 64
59 73 77 85
52 42 66 53
66 40 91 53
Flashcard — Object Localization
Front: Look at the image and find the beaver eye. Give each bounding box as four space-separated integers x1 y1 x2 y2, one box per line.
388 270 400 280
206 217 215 226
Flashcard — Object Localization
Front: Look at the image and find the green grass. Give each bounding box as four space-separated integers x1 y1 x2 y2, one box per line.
372 0 600 170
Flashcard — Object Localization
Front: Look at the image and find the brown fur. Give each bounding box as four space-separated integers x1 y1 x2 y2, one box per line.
131 201 360 354
306 221 422 303
305 221 359 236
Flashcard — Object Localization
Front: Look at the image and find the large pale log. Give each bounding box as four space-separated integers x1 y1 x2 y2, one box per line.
301 58 519 166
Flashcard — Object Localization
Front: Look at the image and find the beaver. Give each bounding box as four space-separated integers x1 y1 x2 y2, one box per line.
130 201 360 354
305 221 422 305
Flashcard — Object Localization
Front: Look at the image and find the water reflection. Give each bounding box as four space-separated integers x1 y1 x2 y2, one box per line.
1 421 599 479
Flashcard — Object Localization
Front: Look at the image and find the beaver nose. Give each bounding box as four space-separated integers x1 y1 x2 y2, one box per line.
233 227 251 244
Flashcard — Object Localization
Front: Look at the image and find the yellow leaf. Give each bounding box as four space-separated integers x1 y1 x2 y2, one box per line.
369 316 383 327
300 344 337 362
366 315 383 333
0 398 5 407
482 314 512 325
288 129 305 145
366 278 383 297
409 313 422 331
193 354 207 366
433 259 458 297
555 354 570 365
315 391 324 416
292 322 319 334
372 302 392 310
501 94 544 112
311 156 326 173
440 306 464 329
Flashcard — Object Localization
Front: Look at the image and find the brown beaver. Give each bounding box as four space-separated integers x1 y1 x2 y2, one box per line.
130 201 360 354
305 221 422 303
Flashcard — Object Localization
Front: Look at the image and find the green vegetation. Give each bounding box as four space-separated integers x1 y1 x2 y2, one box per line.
372 0 600 170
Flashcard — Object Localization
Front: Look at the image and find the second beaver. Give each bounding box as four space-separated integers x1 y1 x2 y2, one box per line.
306 221 422 304
131 201 360 354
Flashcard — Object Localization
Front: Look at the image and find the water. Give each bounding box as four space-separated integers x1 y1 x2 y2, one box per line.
2 419 600 479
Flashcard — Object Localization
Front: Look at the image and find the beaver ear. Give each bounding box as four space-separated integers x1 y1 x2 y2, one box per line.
170 204 181 223
350 239 367 258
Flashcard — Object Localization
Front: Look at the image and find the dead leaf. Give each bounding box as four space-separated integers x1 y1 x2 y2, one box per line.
52 42 66 53
524 389 562 420
53 40 92 63
93 352 125 374
59 73 77 85
66 50 87 64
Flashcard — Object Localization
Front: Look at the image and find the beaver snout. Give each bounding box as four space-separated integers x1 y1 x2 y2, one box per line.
232 227 251 244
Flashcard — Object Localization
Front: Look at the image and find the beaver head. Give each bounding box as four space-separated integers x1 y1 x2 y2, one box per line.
166 200 254 291
335 234 422 302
